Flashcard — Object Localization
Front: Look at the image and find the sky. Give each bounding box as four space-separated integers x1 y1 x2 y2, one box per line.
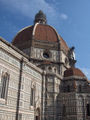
0 0 90 79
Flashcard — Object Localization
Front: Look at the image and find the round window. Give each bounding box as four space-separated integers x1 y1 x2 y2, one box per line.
43 52 50 58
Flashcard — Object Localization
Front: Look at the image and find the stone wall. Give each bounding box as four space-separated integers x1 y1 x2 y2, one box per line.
0 39 42 120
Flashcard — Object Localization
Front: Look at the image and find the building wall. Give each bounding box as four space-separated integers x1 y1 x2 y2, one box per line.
57 93 77 120
44 73 61 120
0 38 90 120
30 47 59 62
0 39 42 120
57 76 90 120
76 93 90 120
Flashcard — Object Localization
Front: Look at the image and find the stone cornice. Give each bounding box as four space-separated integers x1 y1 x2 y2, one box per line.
64 75 87 80
0 37 29 59
45 71 62 80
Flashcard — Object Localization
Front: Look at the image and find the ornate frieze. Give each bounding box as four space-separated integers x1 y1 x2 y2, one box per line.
23 65 42 80
0 50 20 68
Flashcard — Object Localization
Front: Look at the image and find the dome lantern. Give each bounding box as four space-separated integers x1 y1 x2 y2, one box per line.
34 10 47 24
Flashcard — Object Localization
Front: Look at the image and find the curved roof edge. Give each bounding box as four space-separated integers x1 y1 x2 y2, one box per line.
32 23 39 36
64 67 86 78
33 23 60 41
12 23 69 53
12 25 33 43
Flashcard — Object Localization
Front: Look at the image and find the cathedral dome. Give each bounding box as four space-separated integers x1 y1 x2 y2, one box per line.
64 67 86 77
12 25 34 45
12 23 69 52
12 10 69 53
34 23 58 42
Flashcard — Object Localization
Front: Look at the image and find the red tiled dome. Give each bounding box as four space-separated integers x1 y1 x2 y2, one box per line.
64 67 86 77
59 36 69 52
34 24 58 42
12 25 34 45
12 23 69 52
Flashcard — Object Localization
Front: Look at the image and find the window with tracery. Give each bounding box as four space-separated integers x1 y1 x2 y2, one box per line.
18 113 22 120
30 87 35 106
62 104 66 116
67 85 70 92
87 104 90 116
79 85 82 92
0 72 9 99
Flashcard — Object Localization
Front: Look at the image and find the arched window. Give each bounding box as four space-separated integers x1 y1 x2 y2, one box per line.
0 72 9 99
78 95 84 115
18 113 22 120
35 108 40 120
79 85 82 92
65 58 68 65
48 67 52 72
54 68 57 73
62 104 66 116
67 85 70 92
30 87 35 106
86 96 90 116
87 104 90 116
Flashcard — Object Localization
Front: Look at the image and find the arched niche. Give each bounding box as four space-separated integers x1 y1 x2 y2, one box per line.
35 108 40 120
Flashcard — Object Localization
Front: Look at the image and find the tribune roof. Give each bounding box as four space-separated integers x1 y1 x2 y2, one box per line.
64 67 86 78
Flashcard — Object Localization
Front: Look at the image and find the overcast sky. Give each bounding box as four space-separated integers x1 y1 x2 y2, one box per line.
0 0 90 79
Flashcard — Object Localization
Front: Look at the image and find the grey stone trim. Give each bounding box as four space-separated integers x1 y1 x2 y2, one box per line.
64 75 87 80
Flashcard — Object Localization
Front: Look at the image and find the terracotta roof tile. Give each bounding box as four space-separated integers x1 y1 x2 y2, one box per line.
12 23 69 53
60 36 69 52
34 24 58 42
12 26 33 45
64 67 86 77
